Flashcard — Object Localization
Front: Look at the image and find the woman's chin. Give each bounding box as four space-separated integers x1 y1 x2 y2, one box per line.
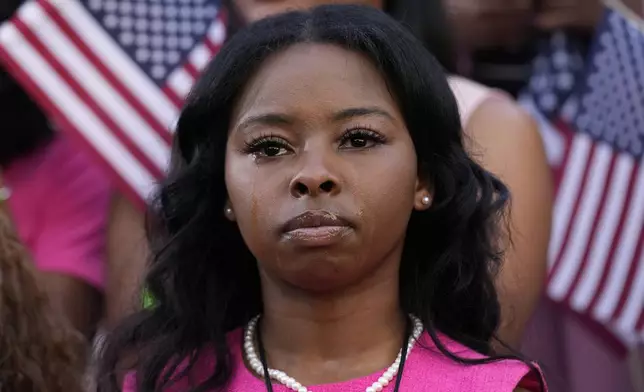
276 258 368 293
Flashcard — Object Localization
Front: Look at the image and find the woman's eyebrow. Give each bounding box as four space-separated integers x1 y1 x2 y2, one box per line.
235 106 393 133
332 107 393 121
236 113 293 133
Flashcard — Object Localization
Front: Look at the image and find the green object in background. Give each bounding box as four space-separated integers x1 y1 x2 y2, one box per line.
142 288 156 309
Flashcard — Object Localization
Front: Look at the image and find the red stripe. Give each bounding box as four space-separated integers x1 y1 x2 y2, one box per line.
13 18 164 180
563 153 618 306
203 39 223 60
203 13 226 54
0 44 146 211
635 290 644 332
200 16 224 68
586 164 640 315
184 61 200 80
161 14 226 106
548 142 597 286
39 0 174 144
611 230 644 322
162 85 184 108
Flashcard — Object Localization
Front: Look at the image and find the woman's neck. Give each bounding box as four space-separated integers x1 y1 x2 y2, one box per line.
257 265 406 385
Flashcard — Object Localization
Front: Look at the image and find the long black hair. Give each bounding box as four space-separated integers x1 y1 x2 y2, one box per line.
98 5 530 391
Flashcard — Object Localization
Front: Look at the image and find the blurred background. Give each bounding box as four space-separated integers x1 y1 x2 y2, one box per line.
0 0 642 391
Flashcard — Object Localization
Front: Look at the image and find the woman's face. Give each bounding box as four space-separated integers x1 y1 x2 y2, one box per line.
233 0 383 23
225 43 430 291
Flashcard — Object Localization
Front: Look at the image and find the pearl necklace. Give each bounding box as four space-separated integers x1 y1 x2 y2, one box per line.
243 315 424 392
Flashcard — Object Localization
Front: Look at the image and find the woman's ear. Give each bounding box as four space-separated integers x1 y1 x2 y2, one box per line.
223 201 236 221
414 189 433 211
413 175 433 211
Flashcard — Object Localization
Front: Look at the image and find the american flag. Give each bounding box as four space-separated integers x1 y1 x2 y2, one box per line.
521 3 644 347
0 0 226 209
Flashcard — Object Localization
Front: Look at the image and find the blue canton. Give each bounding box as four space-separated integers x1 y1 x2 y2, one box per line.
573 10 644 158
82 0 221 84
523 30 587 120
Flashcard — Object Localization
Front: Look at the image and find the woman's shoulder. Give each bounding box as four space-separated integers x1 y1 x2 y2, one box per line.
123 330 544 392
403 333 544 392
447 76 539 143
447 75 512 126
447 75 538 140
122 329 246 392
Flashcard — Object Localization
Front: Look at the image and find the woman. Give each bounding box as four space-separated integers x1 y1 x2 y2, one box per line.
0 209 86 392
107 0 552 350
99 5 543 392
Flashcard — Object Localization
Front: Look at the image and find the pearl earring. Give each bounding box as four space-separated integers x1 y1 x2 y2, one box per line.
224 206 233 216
421 195 431 205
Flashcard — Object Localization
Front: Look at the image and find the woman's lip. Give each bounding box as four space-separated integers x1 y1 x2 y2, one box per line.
281 226 353 247
282 210 351 233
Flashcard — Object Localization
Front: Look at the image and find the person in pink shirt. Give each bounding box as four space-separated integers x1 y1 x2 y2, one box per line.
107 0 552 354
0 66 110 338
98 6 544 392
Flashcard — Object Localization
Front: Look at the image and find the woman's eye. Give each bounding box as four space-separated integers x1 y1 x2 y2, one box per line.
348 137 369 148
260 143 288 157
339 130 384 150
246 140 291 157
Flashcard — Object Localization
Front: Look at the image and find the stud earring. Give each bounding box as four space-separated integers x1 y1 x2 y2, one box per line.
421 195 431 206
224 206 233 216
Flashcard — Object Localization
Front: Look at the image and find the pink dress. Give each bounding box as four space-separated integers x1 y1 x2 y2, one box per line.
2 133 111 289
123 329 543 392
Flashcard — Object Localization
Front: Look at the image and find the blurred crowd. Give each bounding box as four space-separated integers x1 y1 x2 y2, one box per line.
0 0 643 391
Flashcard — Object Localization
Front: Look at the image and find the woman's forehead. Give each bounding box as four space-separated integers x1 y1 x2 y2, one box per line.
230 44 399 125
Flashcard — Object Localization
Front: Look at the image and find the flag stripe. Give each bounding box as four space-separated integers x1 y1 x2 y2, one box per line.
0 0 226 208
611 219 644 320
189 44 212 71
593 164 644 322
548 137 595 292
0 24 154 203
53 0 180 126
615 249 644 333
636 292 644 332
167 68 195 101
549 141 599 299
40 0 174 144
564 152 618 306
18 3 169 176
525 6 644 343
12 16 165 182
162 85 184 108
0 43 146 209
164 14 225 103
570 154 634 311
183 61 200 81
205 17 226 52
554 143 612 300
202 19 225 70
585 161 639 317
548 134 592 268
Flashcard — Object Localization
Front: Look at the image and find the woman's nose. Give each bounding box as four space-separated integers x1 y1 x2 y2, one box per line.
289 154 341 198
